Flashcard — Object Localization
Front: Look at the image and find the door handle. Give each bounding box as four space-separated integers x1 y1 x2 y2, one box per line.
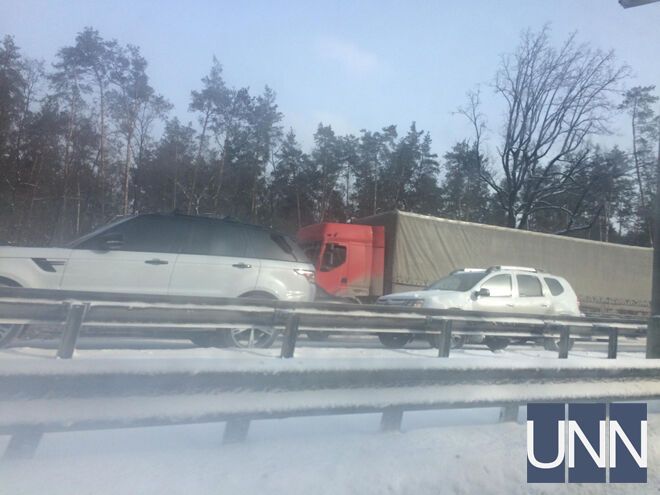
232 263 252 269
145 259 168 265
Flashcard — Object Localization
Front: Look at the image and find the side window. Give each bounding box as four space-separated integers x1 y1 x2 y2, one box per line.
480 274 512 297
517 275 543 297
544 277 565 296
77 216 187 253
320 243 347 272
185 219 247 257
247 228 301 262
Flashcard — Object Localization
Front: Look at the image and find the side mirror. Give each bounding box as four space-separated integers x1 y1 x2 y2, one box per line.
475 287 490 298
99 233 124 251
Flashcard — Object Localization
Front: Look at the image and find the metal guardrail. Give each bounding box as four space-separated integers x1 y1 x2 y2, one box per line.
2 359 660 459
0 287 648 359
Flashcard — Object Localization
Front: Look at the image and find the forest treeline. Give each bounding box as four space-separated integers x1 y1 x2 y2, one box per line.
0 27 658 246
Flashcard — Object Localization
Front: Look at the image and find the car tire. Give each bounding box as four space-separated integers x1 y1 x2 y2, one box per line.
378 332 413 349
223 326 279 349
222 292 280 349
542 337 575 352
485 336 509 351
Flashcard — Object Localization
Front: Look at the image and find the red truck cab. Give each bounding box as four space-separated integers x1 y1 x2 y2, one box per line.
297 223 384 300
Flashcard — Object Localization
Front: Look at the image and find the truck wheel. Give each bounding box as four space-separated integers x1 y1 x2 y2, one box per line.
485 337 509 351
378 332 413 349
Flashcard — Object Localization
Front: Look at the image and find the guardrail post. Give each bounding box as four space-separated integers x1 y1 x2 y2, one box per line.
223 418 250 444
56 303 87 359
647 316 660 358
607 327 619 359
280 313 300 359
3 427 43 460
558 326 570 359
437 320 452 358
380 407 404 432
499 404 519 422
1 324 25 348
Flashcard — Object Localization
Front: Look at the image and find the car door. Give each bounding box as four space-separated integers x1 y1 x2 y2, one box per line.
472 273 514 313
515 274 552 315
168 218 260 298
245 226 315 301
60 215 186 294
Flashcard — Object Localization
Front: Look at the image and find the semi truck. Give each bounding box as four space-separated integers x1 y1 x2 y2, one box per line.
297 210 652 316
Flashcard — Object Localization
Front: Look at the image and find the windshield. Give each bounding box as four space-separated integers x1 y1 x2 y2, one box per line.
426 272 487 291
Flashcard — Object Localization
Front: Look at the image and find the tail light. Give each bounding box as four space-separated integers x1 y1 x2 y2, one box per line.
294 268 316 284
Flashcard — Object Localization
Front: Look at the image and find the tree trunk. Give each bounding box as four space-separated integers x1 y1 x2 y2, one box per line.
123 127 134 215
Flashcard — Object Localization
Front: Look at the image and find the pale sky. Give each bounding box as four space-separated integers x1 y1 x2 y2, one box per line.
1 0 659 155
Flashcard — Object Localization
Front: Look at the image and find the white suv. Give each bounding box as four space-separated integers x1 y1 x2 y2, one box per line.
0 213 316 348
376 266 580 349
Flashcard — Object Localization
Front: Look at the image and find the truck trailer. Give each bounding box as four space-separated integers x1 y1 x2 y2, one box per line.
297 210 651 316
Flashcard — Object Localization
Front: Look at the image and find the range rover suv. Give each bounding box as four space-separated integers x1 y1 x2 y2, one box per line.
0 213 316 348
376 266 581 350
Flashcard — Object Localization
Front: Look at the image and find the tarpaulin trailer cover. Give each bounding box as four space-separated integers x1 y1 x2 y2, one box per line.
359 210 651 315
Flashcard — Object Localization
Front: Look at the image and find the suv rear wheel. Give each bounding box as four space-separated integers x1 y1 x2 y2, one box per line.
223 292 279 348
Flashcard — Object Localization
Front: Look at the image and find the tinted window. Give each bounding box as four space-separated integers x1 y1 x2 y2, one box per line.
544 277 565 296
481 274 512 297
427 272 486 291
76 215 187 253
517 274 543 297
184 218 246 257
247 228 306 262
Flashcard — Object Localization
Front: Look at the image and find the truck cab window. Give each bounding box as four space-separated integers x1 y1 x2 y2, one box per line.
320 243 347 272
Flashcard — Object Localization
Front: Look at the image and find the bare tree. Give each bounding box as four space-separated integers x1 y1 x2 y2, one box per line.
469 27 629 230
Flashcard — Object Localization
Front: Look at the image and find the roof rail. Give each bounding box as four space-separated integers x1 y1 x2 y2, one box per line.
451 268 487 274
487 266 538 273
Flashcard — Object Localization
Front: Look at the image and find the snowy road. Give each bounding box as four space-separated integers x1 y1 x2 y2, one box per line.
0 333 647 361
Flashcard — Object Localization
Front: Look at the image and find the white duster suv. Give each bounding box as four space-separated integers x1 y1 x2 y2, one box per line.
376 266 581 349
0 213 316 348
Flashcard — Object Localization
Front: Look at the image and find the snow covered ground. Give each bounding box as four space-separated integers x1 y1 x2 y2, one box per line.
1 409 659 495
0 336 656 494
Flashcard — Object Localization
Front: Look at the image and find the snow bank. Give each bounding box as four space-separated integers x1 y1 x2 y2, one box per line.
1 412 659 495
